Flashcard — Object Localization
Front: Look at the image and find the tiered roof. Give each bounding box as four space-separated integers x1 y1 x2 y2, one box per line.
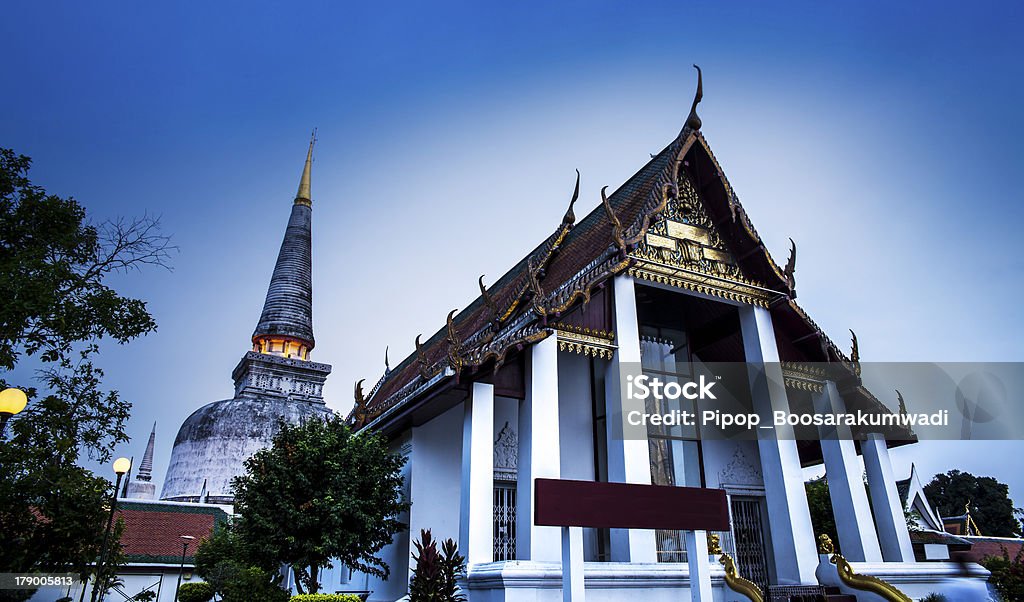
352 68 910 444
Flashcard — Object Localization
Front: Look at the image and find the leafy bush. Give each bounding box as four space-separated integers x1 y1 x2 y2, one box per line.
409 529 466 602
219 567 290 602
919 594 946 602
290 595 363 602
177 581 214 602
981 546 1024 601
132 591 158 602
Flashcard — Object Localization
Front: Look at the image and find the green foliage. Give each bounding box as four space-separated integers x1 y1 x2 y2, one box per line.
221 567 290 602
408 529 466 602
924 470 1022 537
177 581 214 602
131 591 157 601
0 148 172 372
981 546 1024 601
0 148 173 592
919 594 947 602
290 595 363 602
804 477 839 552
233 415 409 594
194 522 281 601
905 508 923 532
92 517 128 600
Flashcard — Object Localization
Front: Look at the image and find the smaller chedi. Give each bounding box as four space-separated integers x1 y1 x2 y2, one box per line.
161 134 334 505
123 423 157 500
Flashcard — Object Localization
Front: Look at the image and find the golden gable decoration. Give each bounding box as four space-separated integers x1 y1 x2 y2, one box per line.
629 172 775 307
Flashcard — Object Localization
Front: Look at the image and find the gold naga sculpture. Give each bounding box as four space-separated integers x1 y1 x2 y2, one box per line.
718 553 764 602
818 534 911 602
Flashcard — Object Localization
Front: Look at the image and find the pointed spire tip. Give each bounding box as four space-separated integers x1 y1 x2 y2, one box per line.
295 129 317 205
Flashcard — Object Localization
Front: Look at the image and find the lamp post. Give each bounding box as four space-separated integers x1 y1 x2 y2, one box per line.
0 387 28 439
174 535 196 602
89 457 131 602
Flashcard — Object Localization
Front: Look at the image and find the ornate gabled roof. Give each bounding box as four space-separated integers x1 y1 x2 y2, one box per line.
353 72 903 435
252 134 317 349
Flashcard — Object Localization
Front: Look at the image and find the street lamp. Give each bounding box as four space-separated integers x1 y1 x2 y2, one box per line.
174 535 196 602
89 457 131 602
0 387 28 439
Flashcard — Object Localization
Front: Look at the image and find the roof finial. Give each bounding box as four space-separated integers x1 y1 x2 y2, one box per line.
384 346 391 374
295 129 317 205
783 238 797 291
896 390 908 418
562 169 580 226
685 65 703 131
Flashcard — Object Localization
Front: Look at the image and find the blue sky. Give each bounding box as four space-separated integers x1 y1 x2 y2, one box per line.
2 1 1023 504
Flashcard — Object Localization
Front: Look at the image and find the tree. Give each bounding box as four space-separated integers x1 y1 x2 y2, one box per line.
409 529 466 602
175 582 214 602
193 522 282 601
0 148 173 600
923 470 1022 537
981 545 1024 601
232 415 409 594
805 477 839 552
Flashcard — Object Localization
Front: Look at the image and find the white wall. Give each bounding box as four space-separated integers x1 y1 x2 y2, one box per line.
360 402 464 601
557 351 601 561
359 433 412 600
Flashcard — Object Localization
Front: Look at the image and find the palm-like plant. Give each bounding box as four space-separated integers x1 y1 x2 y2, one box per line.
409 529 466 602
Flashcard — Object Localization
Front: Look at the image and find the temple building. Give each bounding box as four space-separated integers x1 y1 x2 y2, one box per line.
161 135 334 505
343 71 992 600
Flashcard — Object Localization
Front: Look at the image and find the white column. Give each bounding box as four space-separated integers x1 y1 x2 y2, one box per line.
739 305 818 584
814 381 883 562
562 526 585 602
603 275 658 563
684 530 713 602
517 335 562 561
460 382 495 565
862 433 916 562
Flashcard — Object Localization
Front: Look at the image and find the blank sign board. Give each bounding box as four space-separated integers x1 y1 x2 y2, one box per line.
534 478 730 531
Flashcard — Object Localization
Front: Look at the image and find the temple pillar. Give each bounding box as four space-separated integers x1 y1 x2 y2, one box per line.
561 526 586 602
517 335 562 561
684 530 713 601
460 382 494 565
739 305 818 584
863 433 916 562
814 381 883 562
603 275 658 563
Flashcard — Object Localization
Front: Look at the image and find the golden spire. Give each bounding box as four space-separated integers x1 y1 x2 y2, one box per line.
295 129 317 206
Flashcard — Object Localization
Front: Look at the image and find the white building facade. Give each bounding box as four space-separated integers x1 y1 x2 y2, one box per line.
347 78 992 601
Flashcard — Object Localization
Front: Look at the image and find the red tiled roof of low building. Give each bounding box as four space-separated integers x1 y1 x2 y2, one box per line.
114 501 229 564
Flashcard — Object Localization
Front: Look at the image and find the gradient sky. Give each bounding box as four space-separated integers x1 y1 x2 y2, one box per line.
2 1 1023 507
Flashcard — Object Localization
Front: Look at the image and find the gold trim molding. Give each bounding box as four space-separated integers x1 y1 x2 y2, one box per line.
555 324 616 360
782 361 827 393
628 263 774 308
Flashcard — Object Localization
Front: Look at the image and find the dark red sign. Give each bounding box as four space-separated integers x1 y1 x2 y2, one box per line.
534 478 730 531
